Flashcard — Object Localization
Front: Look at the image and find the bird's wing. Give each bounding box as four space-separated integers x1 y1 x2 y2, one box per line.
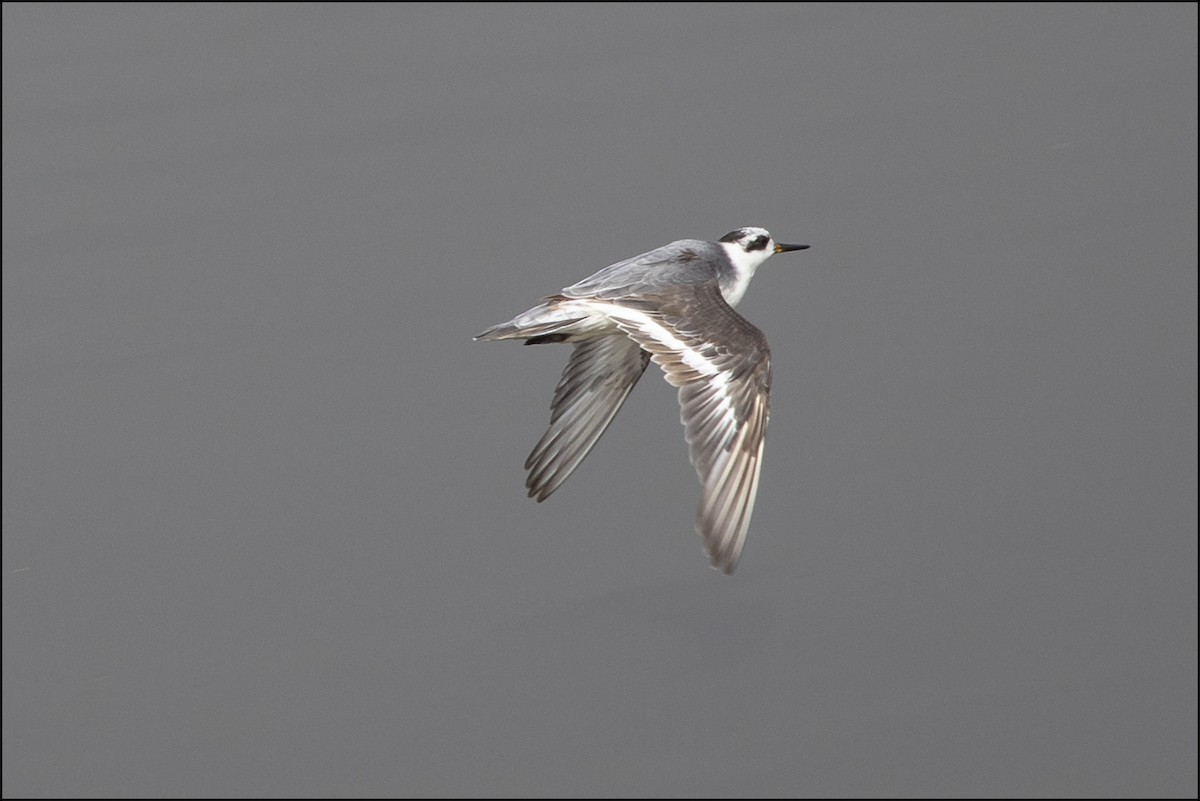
607 286 771 573
525 335 652 502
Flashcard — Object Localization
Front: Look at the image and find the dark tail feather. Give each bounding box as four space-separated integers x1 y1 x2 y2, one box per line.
523 333 571 345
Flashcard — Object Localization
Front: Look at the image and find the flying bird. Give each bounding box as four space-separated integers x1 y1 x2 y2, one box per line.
475 227 808 573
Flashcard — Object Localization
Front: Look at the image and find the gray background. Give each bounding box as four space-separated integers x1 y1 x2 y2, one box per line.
3 3 1196 797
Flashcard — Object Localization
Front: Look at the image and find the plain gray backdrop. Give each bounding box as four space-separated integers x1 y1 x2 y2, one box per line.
3 3 1196 797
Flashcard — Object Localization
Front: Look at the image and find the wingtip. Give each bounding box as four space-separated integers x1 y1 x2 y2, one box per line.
525 480 552 503
708 552 738 575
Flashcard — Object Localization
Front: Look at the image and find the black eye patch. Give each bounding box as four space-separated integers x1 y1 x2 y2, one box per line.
746 235 769 252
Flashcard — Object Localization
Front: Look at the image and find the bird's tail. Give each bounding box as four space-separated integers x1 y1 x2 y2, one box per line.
473 297 587 343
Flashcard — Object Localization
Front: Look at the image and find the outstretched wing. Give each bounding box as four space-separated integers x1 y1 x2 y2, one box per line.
525 335 652 502
606 285 771 573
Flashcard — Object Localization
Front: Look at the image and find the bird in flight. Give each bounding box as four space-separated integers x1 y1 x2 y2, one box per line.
475 227 808 573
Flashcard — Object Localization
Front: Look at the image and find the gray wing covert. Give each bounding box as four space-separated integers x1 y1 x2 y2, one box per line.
561 240 717 300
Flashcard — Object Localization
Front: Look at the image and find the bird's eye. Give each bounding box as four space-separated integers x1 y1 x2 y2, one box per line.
747 235 769 252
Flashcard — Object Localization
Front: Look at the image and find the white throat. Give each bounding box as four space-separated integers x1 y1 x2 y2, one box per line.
718 241 774 307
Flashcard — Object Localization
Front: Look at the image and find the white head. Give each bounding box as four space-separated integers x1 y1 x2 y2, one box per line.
716 227 808 305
